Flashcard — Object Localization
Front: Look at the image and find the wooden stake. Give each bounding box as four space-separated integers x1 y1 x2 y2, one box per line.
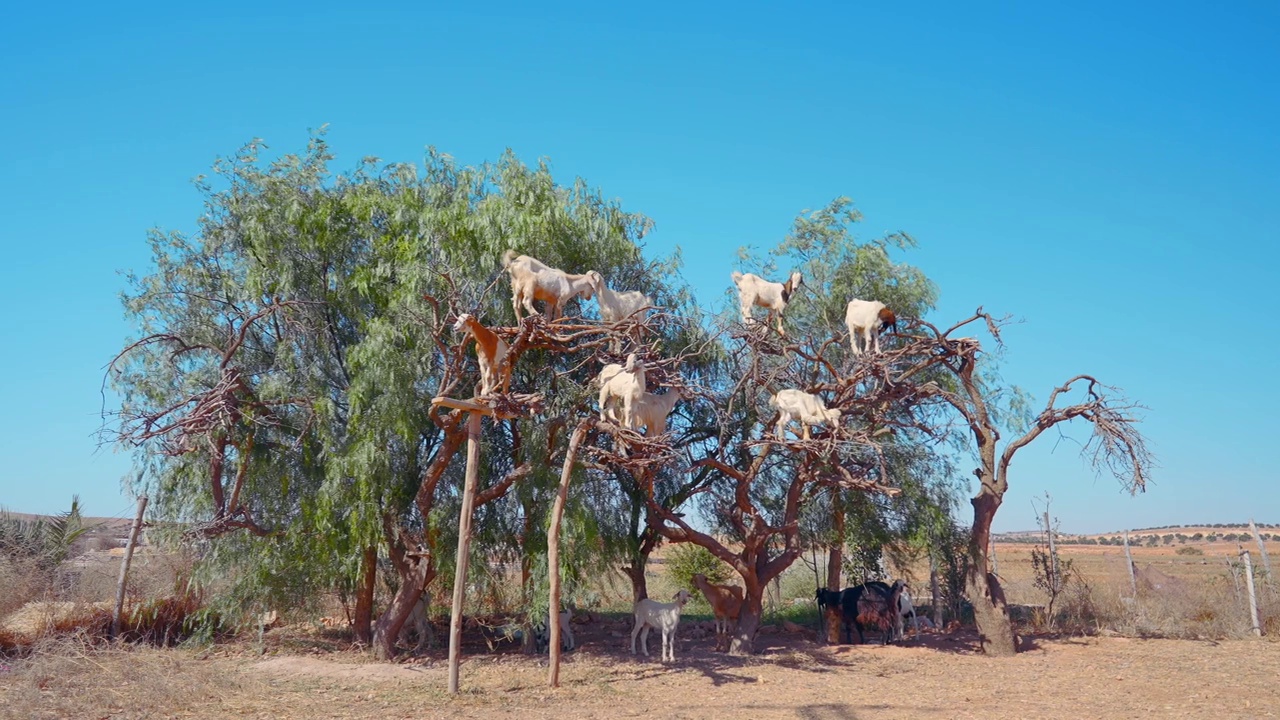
1044 511 1058 591
111 495 148 638
929 555 942 628
548 421 588 688
1123 530 1137 597
1240 548 1262 637
447 411 483 695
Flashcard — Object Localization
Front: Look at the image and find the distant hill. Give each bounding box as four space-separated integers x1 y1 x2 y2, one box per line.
995 523 1278 548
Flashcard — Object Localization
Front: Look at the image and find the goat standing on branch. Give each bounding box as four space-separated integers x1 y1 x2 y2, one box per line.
630 387 689 437
595 278 653 325
844 299 898 355
598 353 646 431
731 270 803 334
502 250 601 321
452 313 510 396
770 388 841 441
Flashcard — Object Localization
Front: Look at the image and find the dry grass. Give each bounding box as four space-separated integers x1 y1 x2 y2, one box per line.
0 635 263 720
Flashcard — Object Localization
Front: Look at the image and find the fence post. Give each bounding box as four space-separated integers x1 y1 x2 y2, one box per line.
1123 530 1137 596
1240 548 1262 637
111 495 148 639
447 411 483 694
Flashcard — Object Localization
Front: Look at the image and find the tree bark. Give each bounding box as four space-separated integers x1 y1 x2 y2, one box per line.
730 578 764 654
623 558 650 602
372 557 431 661
353 545 377 645
825 494 844 644
967 490 1016 656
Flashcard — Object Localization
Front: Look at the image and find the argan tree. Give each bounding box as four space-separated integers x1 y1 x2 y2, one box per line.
911 313 1153 655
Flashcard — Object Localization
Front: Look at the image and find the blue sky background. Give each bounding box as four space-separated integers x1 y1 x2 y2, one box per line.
1 2 1276 532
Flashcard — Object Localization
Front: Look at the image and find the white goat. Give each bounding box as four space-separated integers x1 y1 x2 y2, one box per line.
502 250 601 321
398 591 433 652
453 313 510 395
595 279 652 325
597 354 646 431
629 387 688 436
535 608 575 653
731 270 803 334
770 388 841 441
631 589 692 662
896 585 918 640
844 299 899 355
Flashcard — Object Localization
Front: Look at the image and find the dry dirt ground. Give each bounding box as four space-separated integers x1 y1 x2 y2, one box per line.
3 625 1278 720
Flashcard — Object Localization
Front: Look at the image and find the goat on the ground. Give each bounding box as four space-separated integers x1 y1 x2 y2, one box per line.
631 589 692 662
731 270 803 334
398 591 433 652
691 573 743 651
855 580 905 645
533 608 575 653
452 313 510 395
770 388 841 441
502 250 601 321
844 299 898 355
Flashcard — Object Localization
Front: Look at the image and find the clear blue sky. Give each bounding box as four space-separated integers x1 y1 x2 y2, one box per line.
1 2 1276 532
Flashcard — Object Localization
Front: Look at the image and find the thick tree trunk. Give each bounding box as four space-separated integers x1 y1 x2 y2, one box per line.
372 558 430 661
968 491 1017 656
623 560 649 602
353 545 377 645
822 492 845 644
728 577 764 654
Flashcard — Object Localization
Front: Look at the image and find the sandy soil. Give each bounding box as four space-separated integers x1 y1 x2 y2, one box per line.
7 623 1275 720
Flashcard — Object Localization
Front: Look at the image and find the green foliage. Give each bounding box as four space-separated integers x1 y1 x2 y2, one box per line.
0 497 88 571
1176 546 1204 556
666 543 732 590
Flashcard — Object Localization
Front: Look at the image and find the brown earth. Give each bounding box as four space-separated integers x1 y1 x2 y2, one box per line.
2 620 1278 719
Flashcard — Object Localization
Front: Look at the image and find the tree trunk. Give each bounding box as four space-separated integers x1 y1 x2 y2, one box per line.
968 491 1017 656
353 545 377 645
827 491 844 589
623 559 649 602
372 558 430 661
728 577 764 654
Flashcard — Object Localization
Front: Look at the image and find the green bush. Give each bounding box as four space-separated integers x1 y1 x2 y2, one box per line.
665 543 732 592
1176 546 1204 556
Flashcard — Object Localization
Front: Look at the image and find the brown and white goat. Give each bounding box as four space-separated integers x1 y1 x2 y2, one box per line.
453 313 510 395
731 270 803 334
692 573 744 651
503 250 601 321
844 299 899 355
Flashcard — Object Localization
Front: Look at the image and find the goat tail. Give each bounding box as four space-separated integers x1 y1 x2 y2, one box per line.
501 249 517 268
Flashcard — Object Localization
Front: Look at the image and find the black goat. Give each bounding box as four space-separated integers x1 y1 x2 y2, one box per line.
855 580 905 645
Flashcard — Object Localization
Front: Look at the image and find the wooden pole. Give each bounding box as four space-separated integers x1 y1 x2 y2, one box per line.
111 495 148 638
447 412 483 695
547 421 588 688
929 555 942 628
1249 519 1272 587
1123 530 1137 596
1240 548 1262 637
1044 511 1058 591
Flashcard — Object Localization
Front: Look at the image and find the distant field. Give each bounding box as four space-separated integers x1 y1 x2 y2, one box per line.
983 540 1278 607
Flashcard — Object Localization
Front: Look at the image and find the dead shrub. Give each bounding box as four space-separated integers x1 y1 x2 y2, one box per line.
1 635 261 719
